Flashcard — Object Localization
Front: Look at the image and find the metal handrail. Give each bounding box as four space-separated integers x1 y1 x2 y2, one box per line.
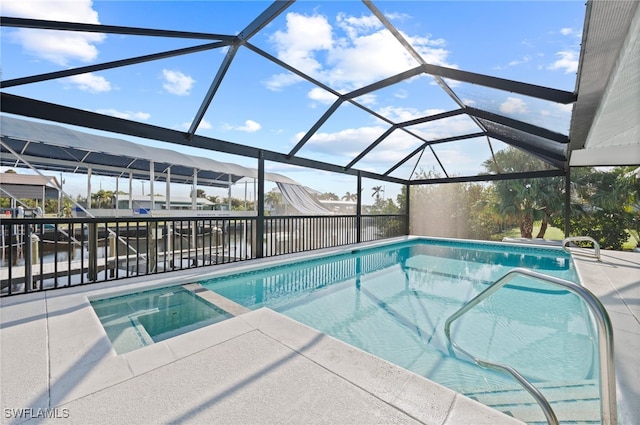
563 236 601 260
444 267 616 425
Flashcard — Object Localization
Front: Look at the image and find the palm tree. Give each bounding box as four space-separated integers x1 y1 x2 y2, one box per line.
92 189 114 208
342 192 357 202
483 147 564 238
264 189 282 212
372 186 383 202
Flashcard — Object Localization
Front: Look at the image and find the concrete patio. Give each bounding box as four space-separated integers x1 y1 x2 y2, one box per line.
1 246 638 425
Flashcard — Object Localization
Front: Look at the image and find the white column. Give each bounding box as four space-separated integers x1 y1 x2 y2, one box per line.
228 174 232 211
165 167 171 210
192 168 198 210
115 177 119 212
87 166 92 208
129 172 133 209
253 178 257 211
149 160 155 211
58 173 63 216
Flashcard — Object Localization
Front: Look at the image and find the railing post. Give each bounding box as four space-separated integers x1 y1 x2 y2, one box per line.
108 232 116 257
356 171 362 243
24 227 38 291
564 169 571 238
256 151 265 258
88 222 98 281
165 223 173 265
405 183 411 235
148 223 157 272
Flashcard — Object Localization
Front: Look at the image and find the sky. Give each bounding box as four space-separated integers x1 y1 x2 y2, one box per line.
0 0 586 204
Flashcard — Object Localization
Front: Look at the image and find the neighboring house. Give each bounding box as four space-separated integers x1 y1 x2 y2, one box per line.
0 173 60 216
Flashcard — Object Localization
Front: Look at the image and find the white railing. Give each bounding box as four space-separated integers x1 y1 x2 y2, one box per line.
563 236 600 260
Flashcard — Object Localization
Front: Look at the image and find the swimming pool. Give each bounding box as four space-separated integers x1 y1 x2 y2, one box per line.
90 237 603 422
198 238 601 423
91 285 232 354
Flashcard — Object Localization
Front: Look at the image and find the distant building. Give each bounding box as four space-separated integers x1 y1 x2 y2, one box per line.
318 199 357 214
112 194 225 211
0 173 60 201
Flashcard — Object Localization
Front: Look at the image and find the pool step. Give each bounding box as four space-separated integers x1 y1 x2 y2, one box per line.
464 380 601 424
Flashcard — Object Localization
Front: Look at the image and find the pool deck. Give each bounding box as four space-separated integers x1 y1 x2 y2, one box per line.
572 249 640 425
1 240 638 424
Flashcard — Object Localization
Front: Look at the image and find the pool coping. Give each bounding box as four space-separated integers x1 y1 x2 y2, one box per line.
2 236 637 424
0 295 521 425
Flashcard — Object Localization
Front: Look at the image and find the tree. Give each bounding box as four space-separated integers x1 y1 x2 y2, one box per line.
553 166 639 250
318 192 339 201
342 192 357 202
264 189 282 213
191 188 207 198
91 189 114 208
408 169 481 238
371 186 384 204
483 147 565 238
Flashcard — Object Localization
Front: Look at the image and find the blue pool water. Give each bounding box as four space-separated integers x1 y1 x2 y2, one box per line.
200 239 600 422
91 286 232 354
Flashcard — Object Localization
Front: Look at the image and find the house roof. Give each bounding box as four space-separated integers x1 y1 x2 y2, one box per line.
0 172 60 200
0 115 298 188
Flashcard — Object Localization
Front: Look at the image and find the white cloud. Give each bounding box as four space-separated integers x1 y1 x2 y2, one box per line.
376 106 445 123
394 89 408 99
554 103 573 114
198 120 212 130
500 97 529 115
67 73 111 93
299 126 386 157
96 109 150 120
269 13 333 77
307 87 338 105
161 69 195 96
336 12 382 39
265 73 304 91
354 94 377 106
559 27 581 37
384 12 412 24
180 119 212 131
223 120 262 133
3 0 104 66
508 55 531 67
548 50 579 74
237 120 261 133
266 11 452 92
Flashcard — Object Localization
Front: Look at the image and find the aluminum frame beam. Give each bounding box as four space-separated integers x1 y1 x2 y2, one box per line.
188 1 293 137
0 16 235 41
0 152 234 187
188 45 239 136
485 129 567 163
1 92 407 185
466 107 569 144
345 109 467 170
238 1 294 41
410 169 566 185
420 63 577 104
288 99 344 158
384 132 486 176
2 42 229 89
